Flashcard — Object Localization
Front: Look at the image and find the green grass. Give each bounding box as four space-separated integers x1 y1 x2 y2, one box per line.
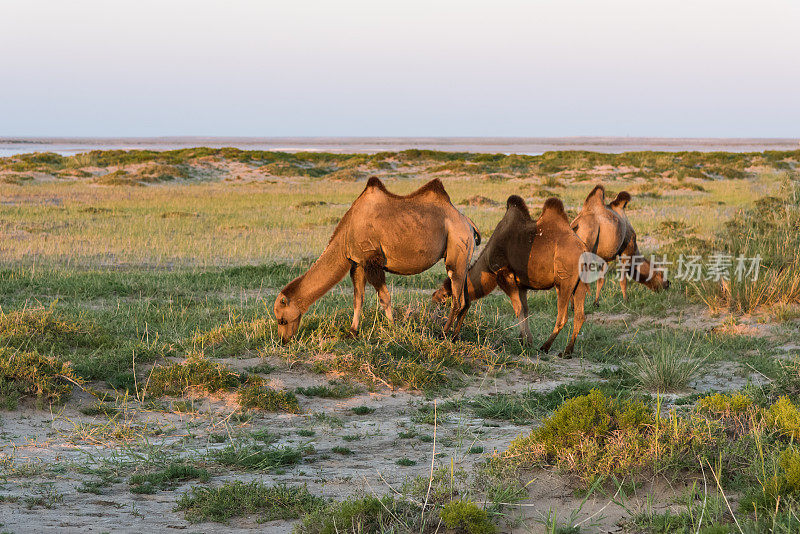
2 147 799 530
622 329 707 392
350 406 374 415
295 495 432 534
296 381 360 399
176 481 325 523
211 443 305 471
0 347 81 408
129 462 210 494
236 379 300 412
145 354 242 397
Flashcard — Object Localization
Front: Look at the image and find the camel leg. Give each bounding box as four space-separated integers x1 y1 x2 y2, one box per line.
593 276 605 307
349 263 367 335
442 233 473 337
562 281 587 357
540 285 571 354
496 270 533 345
443 256 471 336
620 273 629 301
619 256 630 301
443 266 469 335
365 266 393 324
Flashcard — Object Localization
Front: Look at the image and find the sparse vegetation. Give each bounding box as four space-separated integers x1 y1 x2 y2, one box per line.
177 481 325 523
145 354 242 397
1 146 799 531
129 462 209 494
237 378 300 412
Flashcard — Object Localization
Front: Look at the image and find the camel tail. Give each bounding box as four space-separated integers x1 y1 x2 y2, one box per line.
466 216 481 246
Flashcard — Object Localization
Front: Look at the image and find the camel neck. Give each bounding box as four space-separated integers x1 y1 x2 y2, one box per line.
288 238 350 311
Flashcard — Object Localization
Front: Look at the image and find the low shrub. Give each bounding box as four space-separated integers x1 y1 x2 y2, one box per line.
503 390 712 484
177 481 324 523
129 462 209 494
0 348 81 407
211 443 304 471
295 495 429 534
146 354 242 397
237 378 300 413
441 500 496 534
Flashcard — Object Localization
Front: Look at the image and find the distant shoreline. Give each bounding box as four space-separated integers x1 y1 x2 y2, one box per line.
1 136 798 158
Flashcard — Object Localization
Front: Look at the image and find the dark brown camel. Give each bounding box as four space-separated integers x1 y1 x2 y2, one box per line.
570 185 669 306
433 196 589 357
274 177 479 342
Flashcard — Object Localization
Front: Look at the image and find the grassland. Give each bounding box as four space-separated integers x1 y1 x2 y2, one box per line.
0 147 799 532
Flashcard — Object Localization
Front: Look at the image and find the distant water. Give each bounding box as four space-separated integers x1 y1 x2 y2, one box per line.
1 136 798 158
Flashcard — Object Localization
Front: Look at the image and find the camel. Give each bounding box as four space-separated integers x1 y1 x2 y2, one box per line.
570 185 670 306
432 196 589 357
274 177 479 343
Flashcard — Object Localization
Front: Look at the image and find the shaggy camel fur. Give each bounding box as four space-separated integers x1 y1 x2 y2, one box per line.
433 196 589 356
570 184 670 306
274 177 479 342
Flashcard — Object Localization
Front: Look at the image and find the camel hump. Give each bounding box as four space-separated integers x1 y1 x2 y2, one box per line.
365 176 386 190
583 184 606 209
506 195 532 218
609 191 632 211
363 177 450 202
414 178 450 199
540 197 569 223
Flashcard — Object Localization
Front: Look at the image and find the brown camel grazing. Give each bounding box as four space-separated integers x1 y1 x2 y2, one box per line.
274 177 479 343
432 196 589 357
570 185 669 306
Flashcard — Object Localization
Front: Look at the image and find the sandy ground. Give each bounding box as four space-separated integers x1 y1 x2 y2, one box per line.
0 332 776 534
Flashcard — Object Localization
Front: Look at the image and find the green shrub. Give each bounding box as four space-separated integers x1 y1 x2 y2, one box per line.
237 378 300 413
441 500 496 534
532 390 654 455
146 354 242 397
766 397 800 440
503 390 717 484
295 495 427 534
177 481 324 523
0 348 81 407
698 392 754 417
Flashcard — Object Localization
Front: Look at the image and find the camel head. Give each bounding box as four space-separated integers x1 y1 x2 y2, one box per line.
274 292 302 342
632 258 670 292
432 278 453 304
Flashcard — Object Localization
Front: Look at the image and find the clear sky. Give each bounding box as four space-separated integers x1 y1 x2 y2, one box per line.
1 0 798 137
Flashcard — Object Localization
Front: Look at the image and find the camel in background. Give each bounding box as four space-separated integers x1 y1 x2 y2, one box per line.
274 177 479 342
433 196 588 357
570 185 670 306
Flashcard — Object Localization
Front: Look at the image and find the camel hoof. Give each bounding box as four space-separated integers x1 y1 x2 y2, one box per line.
346 329 359 339
538 344 552 354
558 350 574 359
592 301 600 308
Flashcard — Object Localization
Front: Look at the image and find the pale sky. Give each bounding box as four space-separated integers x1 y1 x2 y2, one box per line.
1 0 798 137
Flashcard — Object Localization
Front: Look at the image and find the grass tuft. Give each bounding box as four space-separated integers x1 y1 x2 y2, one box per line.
146 354 241 397
129 462 210 494
177 481 325 523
